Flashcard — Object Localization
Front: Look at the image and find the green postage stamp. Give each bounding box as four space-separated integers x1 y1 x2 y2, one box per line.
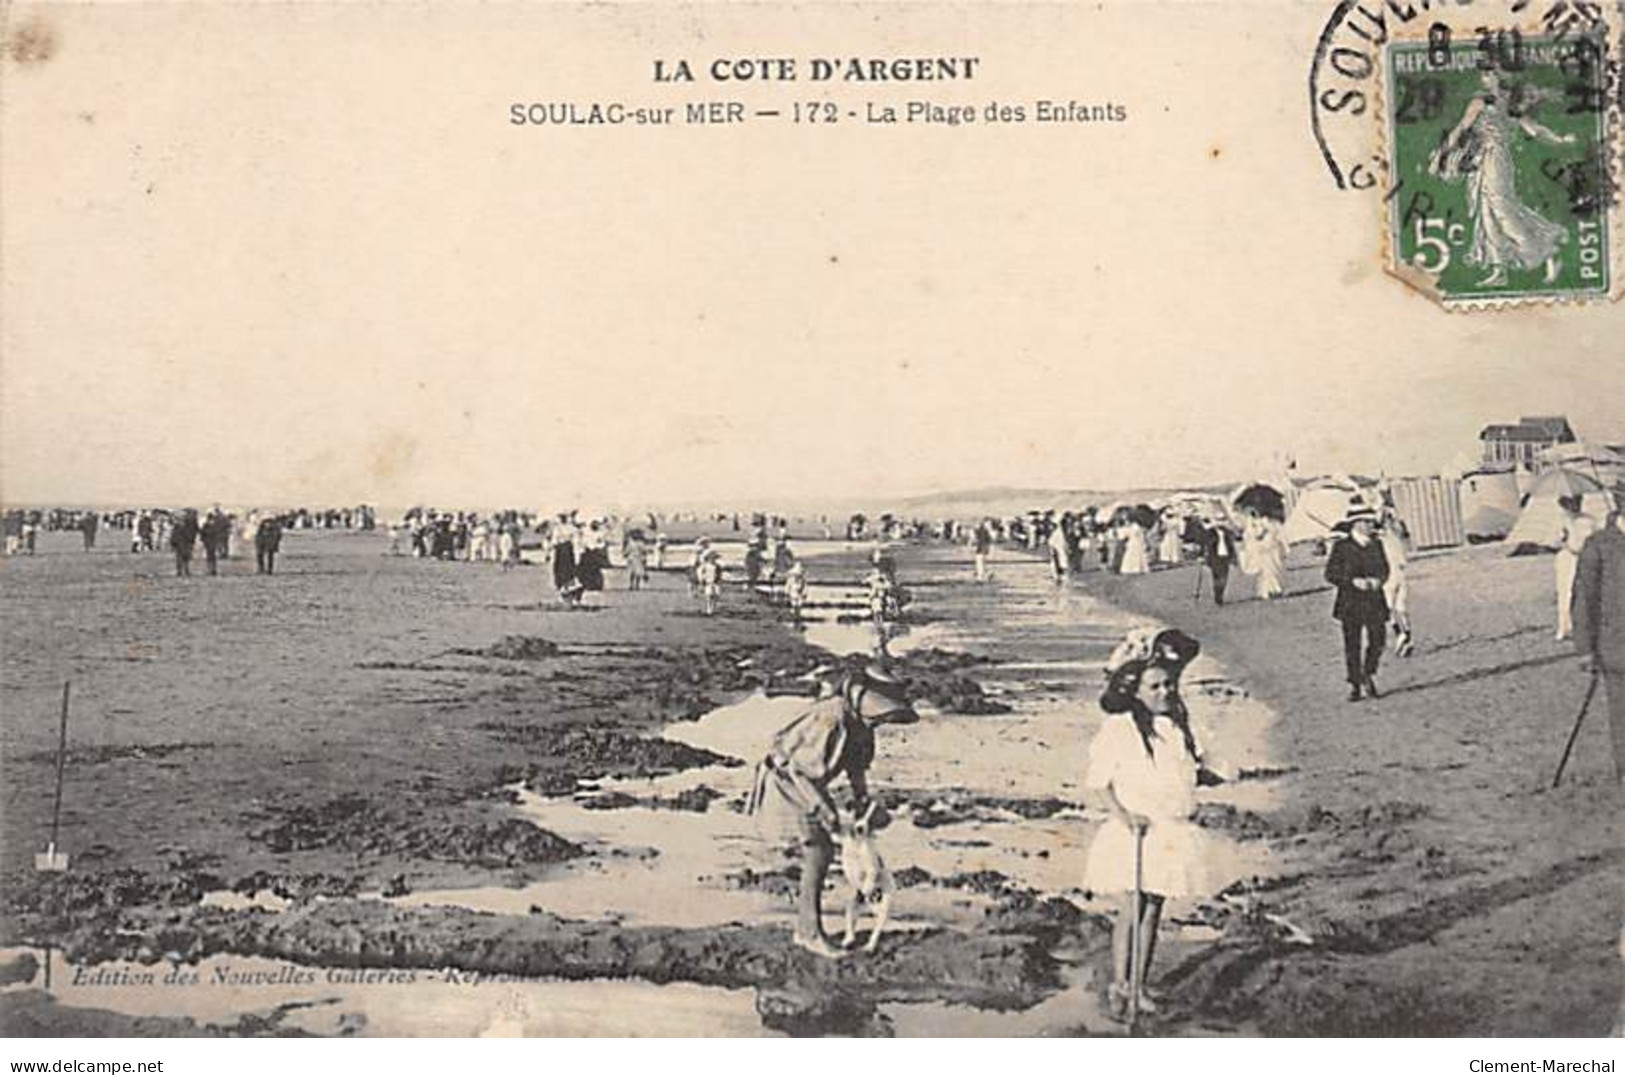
1383 26 1620 308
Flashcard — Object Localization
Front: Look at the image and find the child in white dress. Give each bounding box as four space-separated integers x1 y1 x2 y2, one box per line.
697 550 723 616
785 561 809 622
1084 627 1231 1020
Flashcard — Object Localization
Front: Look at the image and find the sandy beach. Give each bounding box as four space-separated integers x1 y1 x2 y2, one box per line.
0 527 1619 1036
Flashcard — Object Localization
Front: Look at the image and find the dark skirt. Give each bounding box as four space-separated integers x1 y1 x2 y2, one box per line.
577 548 607 591
552 543 578 590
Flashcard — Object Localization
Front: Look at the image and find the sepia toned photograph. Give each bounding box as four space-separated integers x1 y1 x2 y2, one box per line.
1 0 1622 1042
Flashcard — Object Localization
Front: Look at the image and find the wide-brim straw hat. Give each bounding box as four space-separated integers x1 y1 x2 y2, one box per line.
1333 504 1380 532
850 663 919 725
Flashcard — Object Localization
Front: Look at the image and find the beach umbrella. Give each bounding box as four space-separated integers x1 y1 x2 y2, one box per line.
1231 483 1287 522
1522 466 1604 502
1505 468 1610 551
1131 504 1159 529
1168 491 1232 523
1540 442 1625 472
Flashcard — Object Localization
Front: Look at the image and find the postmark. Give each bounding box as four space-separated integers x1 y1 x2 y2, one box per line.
1307 0 1624 307
1380 25 1621 305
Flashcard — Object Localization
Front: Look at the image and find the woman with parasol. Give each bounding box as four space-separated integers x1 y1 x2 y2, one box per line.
1234 485 1289 600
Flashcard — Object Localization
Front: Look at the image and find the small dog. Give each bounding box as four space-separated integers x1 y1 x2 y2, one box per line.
836 801 892 953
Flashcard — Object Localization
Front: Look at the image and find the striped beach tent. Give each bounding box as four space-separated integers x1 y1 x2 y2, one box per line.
1387 476 1464 549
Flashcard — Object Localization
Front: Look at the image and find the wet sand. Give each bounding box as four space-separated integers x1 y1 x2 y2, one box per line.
2 529 1617 1035
0 532 1125 1035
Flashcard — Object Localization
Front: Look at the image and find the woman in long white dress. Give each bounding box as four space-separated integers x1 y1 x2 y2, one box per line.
1246 516 1286 600
1554 496 1597 640
1157 514 1184 566
1118 521 1150 576
1379 514 1413 654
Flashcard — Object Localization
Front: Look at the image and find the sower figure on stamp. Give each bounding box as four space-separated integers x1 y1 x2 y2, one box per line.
1428 70 1574 288
1325 505 1390 702
747 664 918 958
1572 482 1625 783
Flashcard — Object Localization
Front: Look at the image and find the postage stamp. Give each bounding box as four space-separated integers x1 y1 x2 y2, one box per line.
1380 21 1621 308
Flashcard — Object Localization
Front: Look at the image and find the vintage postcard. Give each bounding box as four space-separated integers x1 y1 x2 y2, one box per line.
1 0 1622 1042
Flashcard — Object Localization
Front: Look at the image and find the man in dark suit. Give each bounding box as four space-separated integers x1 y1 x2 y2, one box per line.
255 514 284 575
201 507 232 576
1324 505 1390 701
1572 483 1625 783
170 509 200 578
1202 520 1238 606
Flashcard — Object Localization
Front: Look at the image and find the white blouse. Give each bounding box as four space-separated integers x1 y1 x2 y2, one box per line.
1083 713 1200 821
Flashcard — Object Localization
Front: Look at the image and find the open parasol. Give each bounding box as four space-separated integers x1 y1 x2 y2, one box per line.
1523 467 1605 503
1232 483 1287 522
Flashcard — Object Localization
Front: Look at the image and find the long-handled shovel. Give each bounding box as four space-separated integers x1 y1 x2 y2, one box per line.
1128 823 1145 1037
1552 670 1601 790
35 682 71 872
34 682 71 993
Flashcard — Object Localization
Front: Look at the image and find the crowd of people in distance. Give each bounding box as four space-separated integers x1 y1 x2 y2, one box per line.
955 505 1294 605
0 503 363 577
388 509 530 568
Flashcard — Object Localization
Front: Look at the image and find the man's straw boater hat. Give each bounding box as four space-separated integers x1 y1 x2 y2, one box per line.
1334 503 1380 532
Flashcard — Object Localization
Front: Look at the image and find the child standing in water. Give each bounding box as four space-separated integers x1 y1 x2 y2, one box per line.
697 548 723 616
785 560 809 622
1084 627 1231 1021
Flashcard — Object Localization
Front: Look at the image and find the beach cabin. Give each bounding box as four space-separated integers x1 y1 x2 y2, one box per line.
1460 466 1521 542
1388 476 1464 549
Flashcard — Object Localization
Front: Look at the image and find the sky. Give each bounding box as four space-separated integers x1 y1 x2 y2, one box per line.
2 2 1621 511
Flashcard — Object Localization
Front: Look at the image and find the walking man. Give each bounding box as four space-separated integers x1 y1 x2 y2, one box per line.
201 506 232 576
170 510 199 578
255 514 284 575
1202 520 1238 607
747 665 918 958
1572 482 1625 783
1324 505 1390 702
